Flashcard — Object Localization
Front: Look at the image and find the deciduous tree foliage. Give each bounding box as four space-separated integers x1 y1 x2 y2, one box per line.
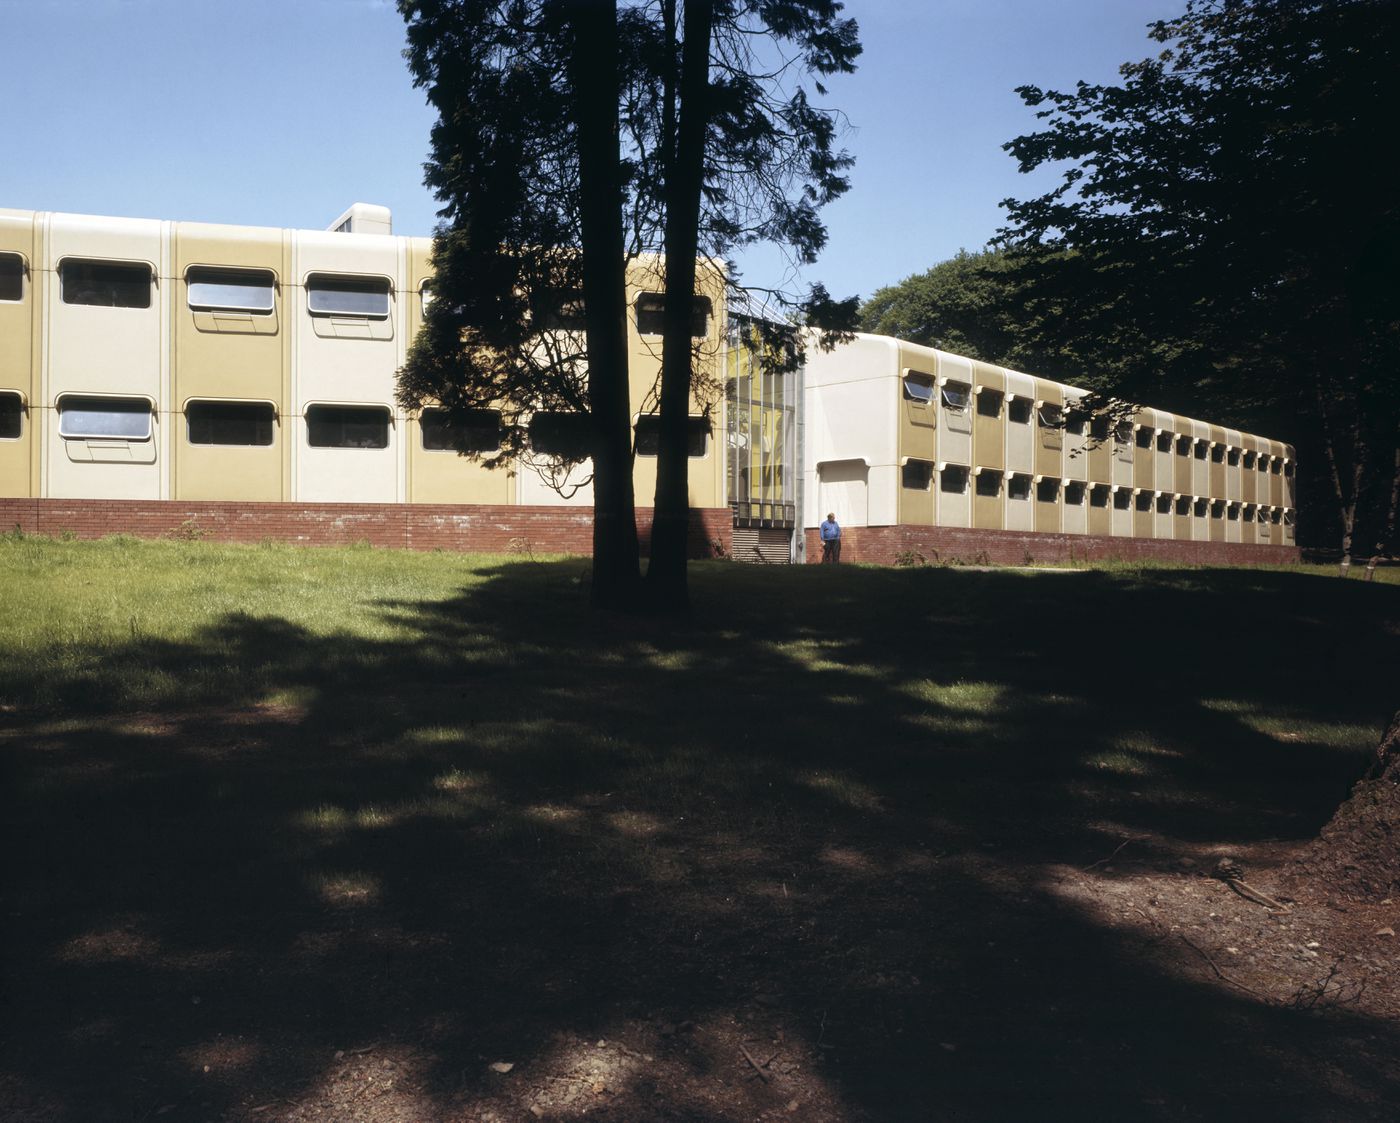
860 249 1055 372
992 0 1400 559
397 0 860 611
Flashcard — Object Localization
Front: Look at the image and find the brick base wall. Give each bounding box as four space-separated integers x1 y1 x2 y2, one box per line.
0 499 732 559
804 523 1300 567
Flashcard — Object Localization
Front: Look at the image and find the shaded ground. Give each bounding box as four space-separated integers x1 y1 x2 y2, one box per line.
2 550 1398 1121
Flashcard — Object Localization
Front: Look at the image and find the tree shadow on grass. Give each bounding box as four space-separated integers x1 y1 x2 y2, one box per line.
2 560 1397 1120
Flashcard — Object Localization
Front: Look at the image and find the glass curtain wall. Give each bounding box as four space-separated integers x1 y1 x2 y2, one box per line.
726 319 798 528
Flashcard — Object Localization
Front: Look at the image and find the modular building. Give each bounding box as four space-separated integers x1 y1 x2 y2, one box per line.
802 333 1297 559
0 204 730 550
0 204 1297 564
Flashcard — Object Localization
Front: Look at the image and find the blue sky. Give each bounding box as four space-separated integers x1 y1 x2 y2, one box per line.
1 0 1172 302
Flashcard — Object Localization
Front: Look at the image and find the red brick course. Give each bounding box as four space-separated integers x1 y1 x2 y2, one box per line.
804 523 1300 567
0 499 732 559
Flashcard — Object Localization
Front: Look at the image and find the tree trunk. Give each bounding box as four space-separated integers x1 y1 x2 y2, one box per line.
1292 710 1400 902
1312 368 1363 567
647 0 715 612
567 0 642 610
1366 444 1400 580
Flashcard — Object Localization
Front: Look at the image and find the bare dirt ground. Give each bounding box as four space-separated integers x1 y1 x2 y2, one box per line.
3 706 1397 1123
3 561 1397 1121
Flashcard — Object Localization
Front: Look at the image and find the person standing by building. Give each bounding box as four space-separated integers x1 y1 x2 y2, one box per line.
820 512 842 564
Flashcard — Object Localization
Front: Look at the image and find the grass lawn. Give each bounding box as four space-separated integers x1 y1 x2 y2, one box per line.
2 536 1397 1122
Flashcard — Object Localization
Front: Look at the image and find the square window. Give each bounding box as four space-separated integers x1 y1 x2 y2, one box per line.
635 415 709 458
634 292 711 337
0 390 23 439
306 404 390 449
1089 485 1110 508
60 260 152 308
1135 427 1152 449
1175 496 1191 515
421 407 501 453
58 395 153 440
0 253 23 302
1176 435 1191 456
1194 441 1208 460
1227 447 1240 466
940 465 968 493
1008 474 1031 500
1064 480 1086 505
902 372 935 404
1090 416 1110 440
186 400 275 446
1194 498 1208 517
902 460 933 490
1156 432 1172 452
976 389 1002 418
1156 494 1172 514
1113 489 1131 510
941 381 970 411
1134 491 1152 511
975 470 1001 498
1210 443 1225 463
1008 397 1033 424
1038 404 1064 429
307 275 391 318
188 268 276 314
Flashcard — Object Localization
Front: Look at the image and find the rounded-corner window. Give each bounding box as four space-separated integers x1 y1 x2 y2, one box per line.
306 275 392 319
58 395 154 440
306 404 391 449
187 268 276 314
60 259 153 308
0 390 24 439
0 252 25 302
186 400 276 446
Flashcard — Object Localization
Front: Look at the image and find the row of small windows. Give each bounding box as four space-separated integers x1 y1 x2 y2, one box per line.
0 254 711 336
897 368 1290 471
898 460 1293 517
2 393 709 456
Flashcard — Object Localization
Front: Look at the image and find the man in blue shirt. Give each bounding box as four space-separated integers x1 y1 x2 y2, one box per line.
820 512 842 564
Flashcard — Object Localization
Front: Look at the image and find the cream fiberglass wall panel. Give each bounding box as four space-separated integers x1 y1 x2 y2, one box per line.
935 350 973 467
46 215 164 399
1192 419 1210 502
803 333 898 528
44 214 167 499
1225 428 1243 503
0 212 38 497
293 232 404 503
516 454 594 506
1063 389 1089 484
1004 370 1034 477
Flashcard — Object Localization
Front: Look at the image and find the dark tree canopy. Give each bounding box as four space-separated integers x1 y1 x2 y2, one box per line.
397 0 860 609
994 0 1400 557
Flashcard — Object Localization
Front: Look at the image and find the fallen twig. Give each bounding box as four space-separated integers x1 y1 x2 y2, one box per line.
739 1043 771 1083
1221 877 1291 913
1081 838 1133 872
1177 934 1274 1003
